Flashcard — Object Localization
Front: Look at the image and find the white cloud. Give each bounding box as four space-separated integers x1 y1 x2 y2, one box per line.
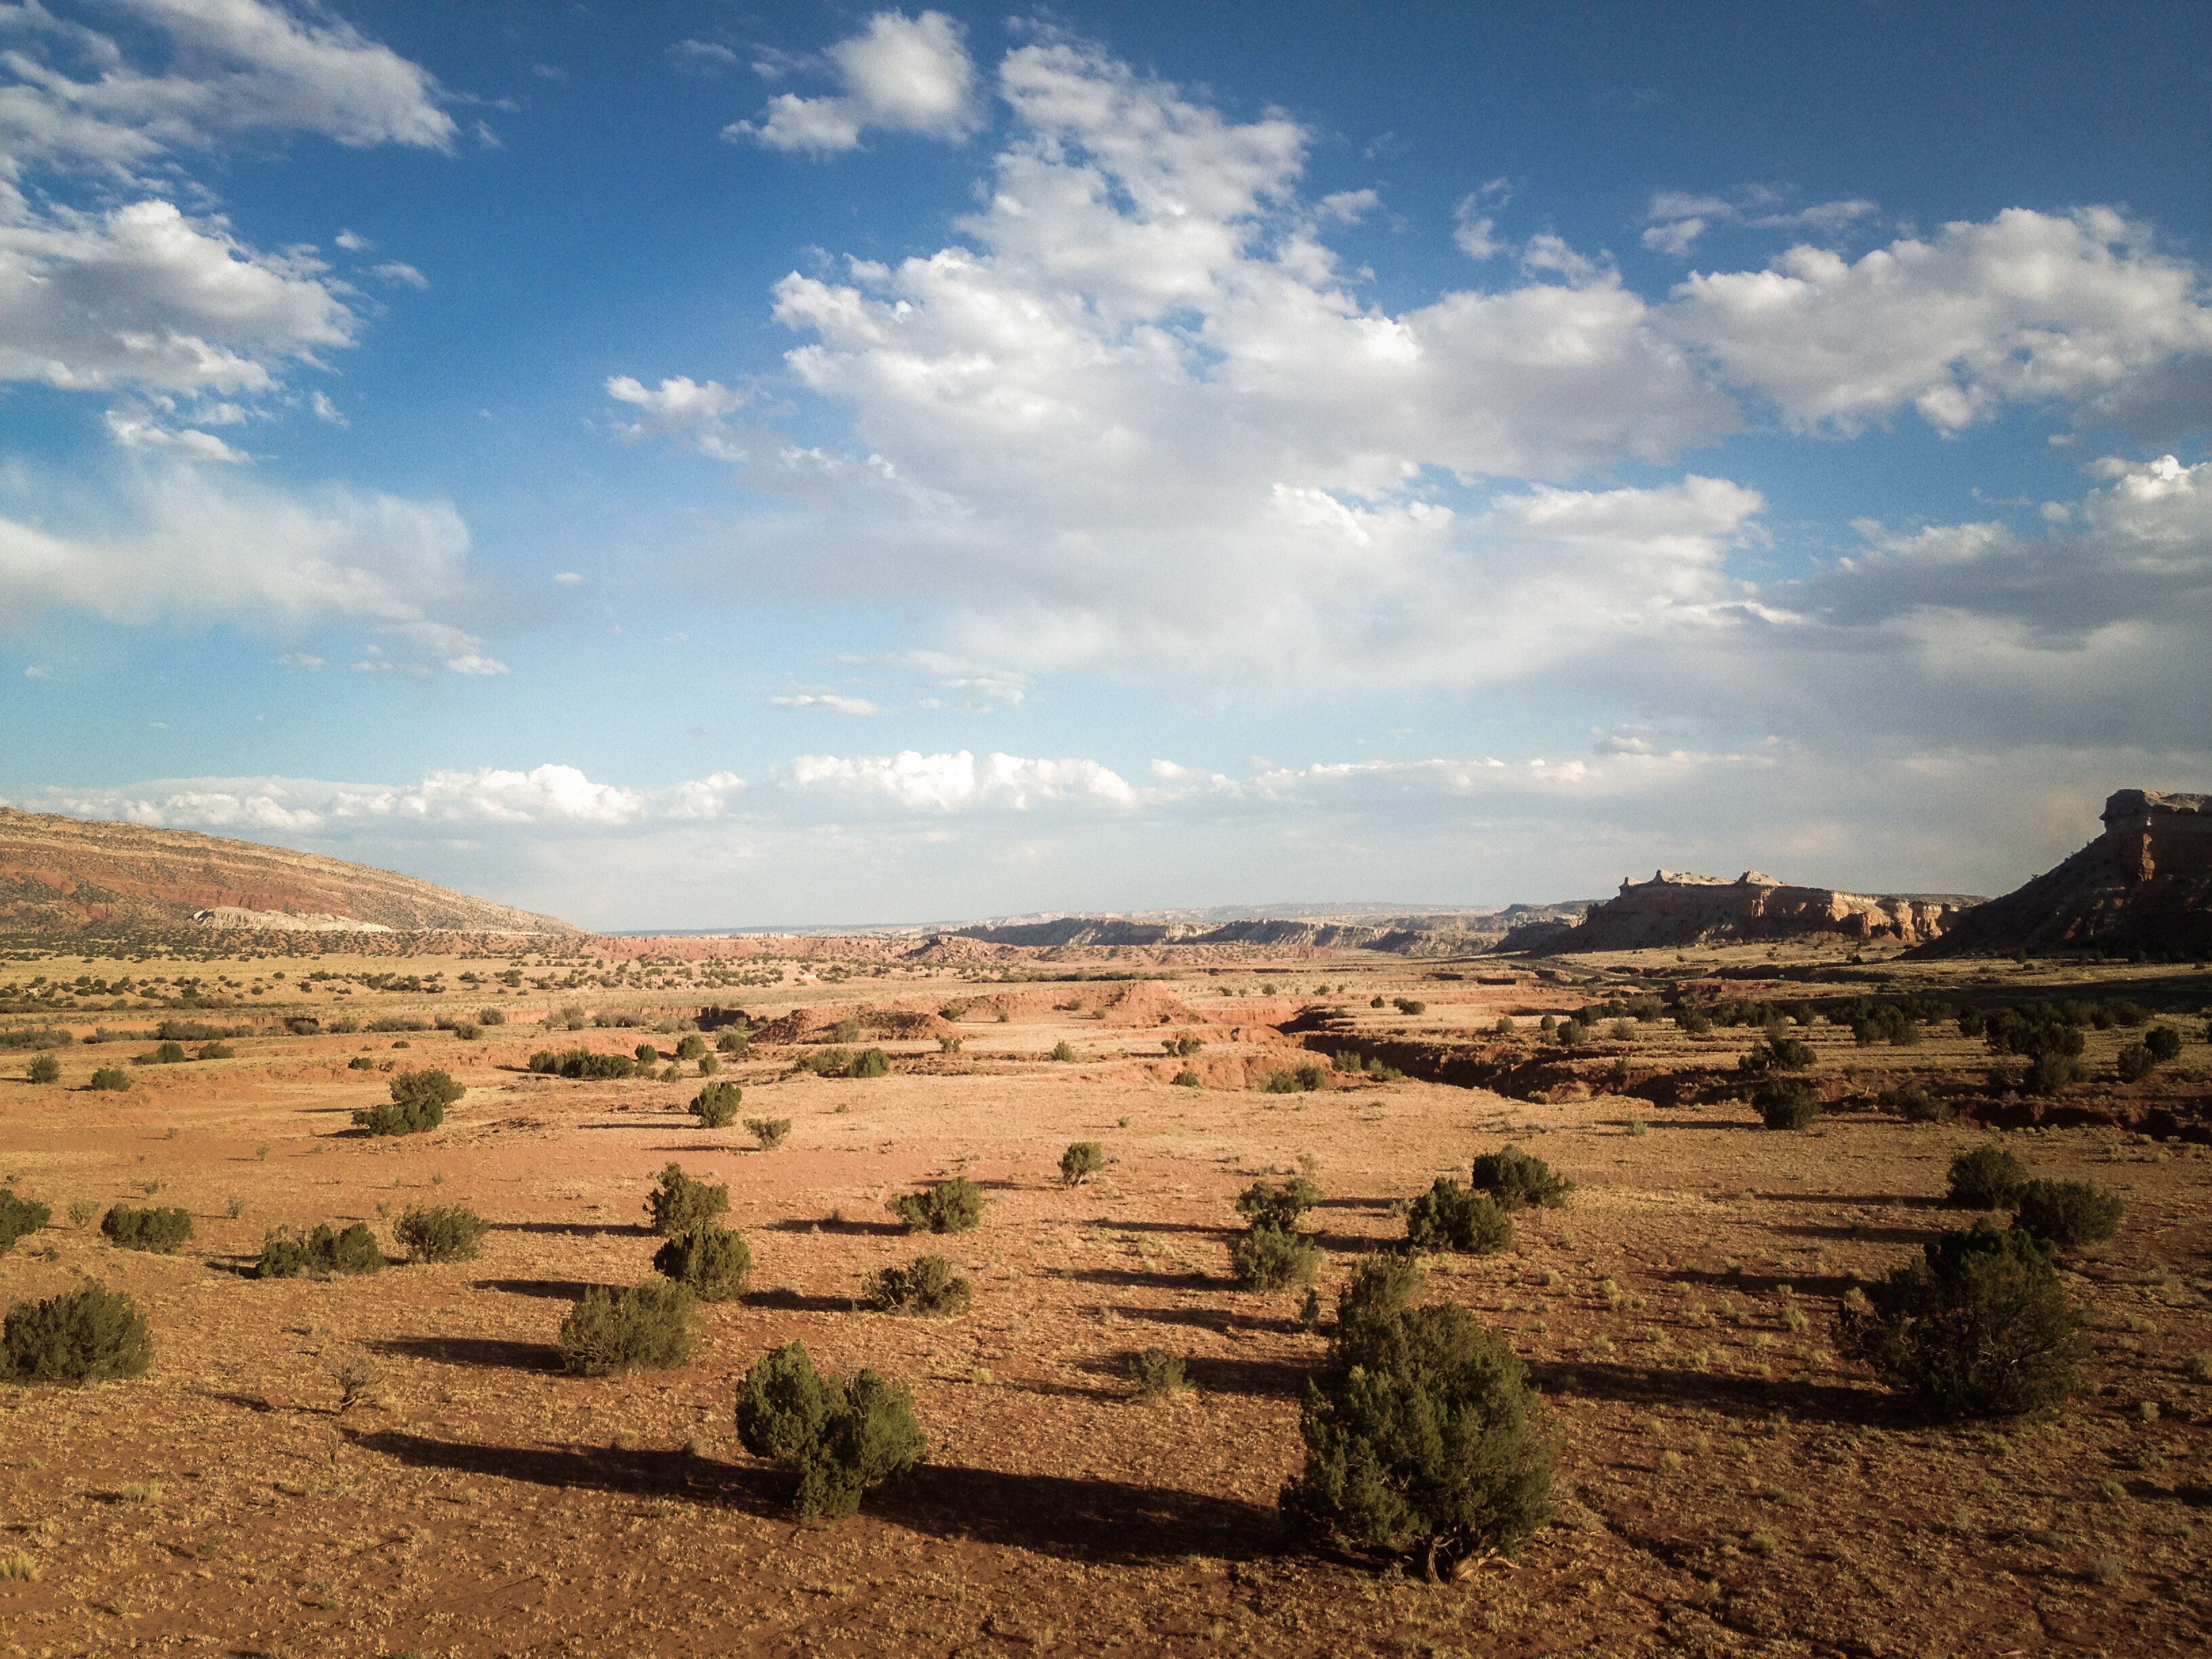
655 38 2212 705
103 402 251 462
371 260 427 289
770 693 880 715
605 374 749 461
552 571 581 586
670 39 739 76
729 10 977 155
0 459 499 674
309 388 346 426
0 198 355 394
1666 207 2212 433
0 0 454 177
785 750 1136 814
333 228 371 251
1641 189 1878 256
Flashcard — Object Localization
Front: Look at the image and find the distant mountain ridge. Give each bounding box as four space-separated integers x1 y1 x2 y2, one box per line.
0 808 582 937
949 902 1594 956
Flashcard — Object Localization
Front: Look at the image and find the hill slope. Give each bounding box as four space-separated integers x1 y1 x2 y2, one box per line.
0 807 582 936
1914 789 2212 958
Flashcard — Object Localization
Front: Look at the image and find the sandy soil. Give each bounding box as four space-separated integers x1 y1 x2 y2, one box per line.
2 949 2209 1657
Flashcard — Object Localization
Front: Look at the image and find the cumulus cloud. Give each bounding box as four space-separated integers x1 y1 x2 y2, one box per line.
0 459 500 674
656 39 2212 702
1667 207 2212 434
0 199 355 394
729 10 977 154
0 0 453 178
784 750 1136 813
605 374 748 461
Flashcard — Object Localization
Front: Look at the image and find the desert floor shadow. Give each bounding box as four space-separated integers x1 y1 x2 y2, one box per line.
878 1463 1279 1564
368 1334 562 1373
356 1429 785 1511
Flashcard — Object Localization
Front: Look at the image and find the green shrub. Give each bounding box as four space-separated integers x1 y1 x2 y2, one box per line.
1555 1019 1589 1047
1281 1297 1552 1580
1948 1146 2028 1209
2115 1042 2156 1082
716 1029 749 1056
134 1040 187 1067
1060 1141 1105 1186
1675 1008 1713 1035
1233 1224 1324 1292
1739 1036 1817 1075
1236 1177 1320 1233
646 1164 730 1235
558 1279 701 1376
0 1027 73 1051
1049 1040 1076 1063
527 1048 638 1080
1470 1146 1573 1210
197 1042 234 1061
1404 1179 1513 1254
1337 1252 1426 1338
0 1189 52 1256
746 1116 792 1150
691 1080 741 1128
2144 1025 2182 1062
1837 1221 2087 1419
862 1254 972 1316
1891 1085 1954 1124
354 1069 462 1136
1 1282 152 1386
451 1022 482 1042
1262 1069 1301 1094
1755 1079 1822 1130
735 1341 926 1517
26 1054 60 1084
88 1067 129 1091
394 1205 488 1263
1172 1069 1203 1088
850 1047 891 1079
652 1225 753 1300
1393 998 1426 1016
886 1177 983 1235
257 1222 384 1279
478 1008 506 1026
101 1205 192 1254
2010 1180 2123 1249
675 1033 709 1062
2024 1052 2087 1094
348 1055 375 1071
1128 1347 1189 1401
1164 1033 1205 1057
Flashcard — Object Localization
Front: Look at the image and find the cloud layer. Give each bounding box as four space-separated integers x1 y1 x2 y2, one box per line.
729 10 977 155
654 35 2212 716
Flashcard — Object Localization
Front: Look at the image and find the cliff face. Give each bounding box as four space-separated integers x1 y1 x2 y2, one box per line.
1914 790 2212 958
1530 869 1978 954
0 807 582 936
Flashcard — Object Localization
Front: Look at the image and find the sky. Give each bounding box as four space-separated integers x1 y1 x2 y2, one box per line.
1 1 2209 930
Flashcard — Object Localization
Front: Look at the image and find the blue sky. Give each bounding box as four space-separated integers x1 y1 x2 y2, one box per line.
3 2 2209 928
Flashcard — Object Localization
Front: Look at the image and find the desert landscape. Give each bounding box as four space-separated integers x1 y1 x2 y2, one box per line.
1 796 2209 1657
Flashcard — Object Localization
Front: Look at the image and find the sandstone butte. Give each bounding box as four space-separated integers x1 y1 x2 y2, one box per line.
1509 868 1979 954
1912 787 2212 958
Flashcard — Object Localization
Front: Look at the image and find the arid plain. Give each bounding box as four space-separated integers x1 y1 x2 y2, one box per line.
3 939 2209 1658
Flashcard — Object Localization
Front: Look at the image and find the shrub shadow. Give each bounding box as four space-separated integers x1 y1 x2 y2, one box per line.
877 1464 1279 1563
1739 1192 1946 1210
1529 1359 1886 1425
367 1335 562 1374
1767 1221 1932 1246
1096 1219 1233 1237
769 1216 907 1237
1663 1268 1860 1299
473 1278 600 1301
487 1220 653 1237
356 1429 785 1511
743 1288 857 1314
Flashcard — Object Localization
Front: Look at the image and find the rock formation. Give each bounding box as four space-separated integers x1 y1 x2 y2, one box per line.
0 807 581 936
1913 789 2212 958
1515 869 1977 954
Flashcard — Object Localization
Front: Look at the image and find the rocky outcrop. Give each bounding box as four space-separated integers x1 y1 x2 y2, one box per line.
0 807 581 936
1914 789 2212 958
1519 869 1978 954
949 904 1591 957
